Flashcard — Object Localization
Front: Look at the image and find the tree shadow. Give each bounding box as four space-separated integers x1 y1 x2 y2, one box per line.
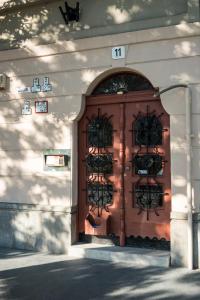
0 94 73 253
0 257 200 300
0 0 196 50
0 248 35 259
0 0 199 267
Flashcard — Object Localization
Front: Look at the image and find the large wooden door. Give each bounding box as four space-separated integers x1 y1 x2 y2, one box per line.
78 91 171 246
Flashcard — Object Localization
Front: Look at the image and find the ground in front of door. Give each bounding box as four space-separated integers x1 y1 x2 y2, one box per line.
0 248 199 300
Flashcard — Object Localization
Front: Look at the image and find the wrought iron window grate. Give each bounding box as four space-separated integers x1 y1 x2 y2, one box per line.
87 114 113 148
133 154 163 176
88 183 113 208
135 185 163 210
134 114 163 146
132 105 166 220
85 109 114 216
86 154 113 174
92 72 154 95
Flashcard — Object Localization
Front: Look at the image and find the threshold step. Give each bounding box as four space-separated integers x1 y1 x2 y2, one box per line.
68 243 170 268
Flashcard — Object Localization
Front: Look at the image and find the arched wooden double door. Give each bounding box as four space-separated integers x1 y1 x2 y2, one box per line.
78 73 171 248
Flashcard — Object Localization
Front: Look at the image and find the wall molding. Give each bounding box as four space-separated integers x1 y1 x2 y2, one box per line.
0 202 77 213
171 211 200 220
0 22 200 63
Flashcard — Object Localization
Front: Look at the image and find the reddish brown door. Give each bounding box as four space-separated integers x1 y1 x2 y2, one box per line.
78 91 171 245
78 101 122 238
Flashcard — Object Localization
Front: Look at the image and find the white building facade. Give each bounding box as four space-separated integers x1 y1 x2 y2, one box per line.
0 0 200 268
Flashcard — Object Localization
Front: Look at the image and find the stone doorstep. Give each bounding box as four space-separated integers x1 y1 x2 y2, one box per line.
68 243 170 268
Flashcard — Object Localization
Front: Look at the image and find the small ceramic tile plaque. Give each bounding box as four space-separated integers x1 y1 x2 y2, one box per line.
35 100 48 113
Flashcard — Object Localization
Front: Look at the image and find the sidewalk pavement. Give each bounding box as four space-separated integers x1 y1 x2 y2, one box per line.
0 248 200 300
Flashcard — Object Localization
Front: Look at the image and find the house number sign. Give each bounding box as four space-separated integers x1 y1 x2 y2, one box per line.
112 46 126 60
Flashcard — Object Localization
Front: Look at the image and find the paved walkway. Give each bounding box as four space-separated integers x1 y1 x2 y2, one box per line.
0 248 200 300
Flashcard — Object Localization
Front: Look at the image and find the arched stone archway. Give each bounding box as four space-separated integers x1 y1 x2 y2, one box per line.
76 70 171 250
69 68 192 267
85 67 155 96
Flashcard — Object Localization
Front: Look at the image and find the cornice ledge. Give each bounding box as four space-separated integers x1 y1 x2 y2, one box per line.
0 22 199 62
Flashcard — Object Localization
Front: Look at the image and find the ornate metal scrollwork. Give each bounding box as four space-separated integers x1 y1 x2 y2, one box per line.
88 182 113 209
86 154 113 174
85 109 114 216
132 105 167 220
86 175 113 216
134 113 163 146
92 72 154 95
87 113 113 148
134 154 163 176
135 184 163 211
134 184 165 221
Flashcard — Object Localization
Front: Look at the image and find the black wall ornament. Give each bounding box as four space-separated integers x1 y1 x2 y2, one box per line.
59 1 79 25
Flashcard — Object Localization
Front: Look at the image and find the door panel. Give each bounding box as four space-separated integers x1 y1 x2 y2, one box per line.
78 104 121 237
78 92 171 243
124 98 171 240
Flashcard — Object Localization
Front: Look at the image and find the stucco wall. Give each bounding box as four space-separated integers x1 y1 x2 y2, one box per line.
0 22 200 260
0 203 75 253
0 0 199 50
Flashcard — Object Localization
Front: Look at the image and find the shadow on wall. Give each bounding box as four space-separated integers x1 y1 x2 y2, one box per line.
0 0 199 254
0 42 198 253
0 88 73 253
0 0 190 50
106 0 188 24
1 208 71 253
0 0 63 49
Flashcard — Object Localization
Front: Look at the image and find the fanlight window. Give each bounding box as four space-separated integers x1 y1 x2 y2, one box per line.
92 72 154 95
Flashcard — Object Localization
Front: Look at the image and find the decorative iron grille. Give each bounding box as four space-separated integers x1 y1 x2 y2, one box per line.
132 105 167 220
92 72 154 95
133 154 163 176
135 184 163 220
134 114 162 146
88 182 113 208
87 114 113 148
135 185 163 209
84 109 114 216
86 154 113 174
